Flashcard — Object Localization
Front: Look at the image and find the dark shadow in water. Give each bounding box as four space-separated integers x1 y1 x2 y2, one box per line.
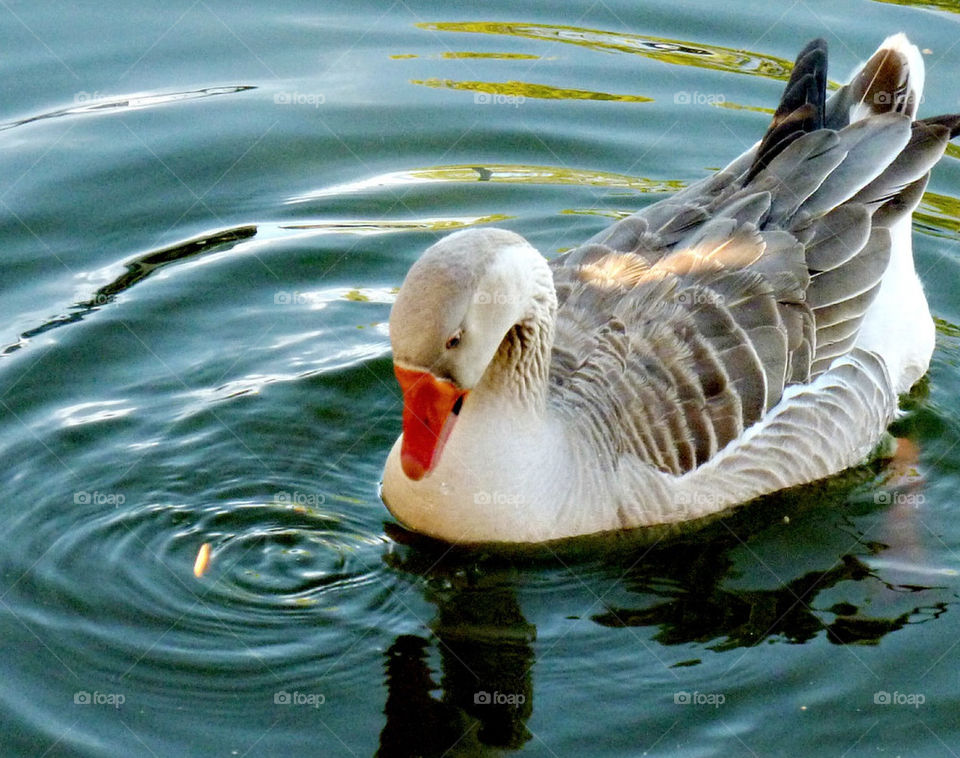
0 85 255 132
377 581 535 756
377 457 952 754
2 225 257 356
591 540 947 649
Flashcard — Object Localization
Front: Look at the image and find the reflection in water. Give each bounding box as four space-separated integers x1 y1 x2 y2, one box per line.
288 163 684 203
379 635 480 756
593 545 945 648
411 76 653 103
440 52 542 60
431 581 534 749
379 464 951 753
935 316 960 339
89 225 257 302
1 225 256 355
872 0 960 13
378 578 535 755
278 214 514 235
915 190 960 238
415 22 799 81
0 85 255 132
402 21 813 107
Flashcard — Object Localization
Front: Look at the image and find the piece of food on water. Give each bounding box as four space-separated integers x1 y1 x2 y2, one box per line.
193 542 212 577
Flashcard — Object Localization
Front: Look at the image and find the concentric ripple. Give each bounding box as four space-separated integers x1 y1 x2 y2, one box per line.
2 489 418 699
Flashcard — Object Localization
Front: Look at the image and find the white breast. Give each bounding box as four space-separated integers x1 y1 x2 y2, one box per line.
855 214 935 394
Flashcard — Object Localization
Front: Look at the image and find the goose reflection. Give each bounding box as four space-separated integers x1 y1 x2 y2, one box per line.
2 225 256 355
377 567 534 755
377 462 950 755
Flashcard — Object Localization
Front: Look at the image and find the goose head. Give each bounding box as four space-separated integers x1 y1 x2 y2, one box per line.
389 227 555 481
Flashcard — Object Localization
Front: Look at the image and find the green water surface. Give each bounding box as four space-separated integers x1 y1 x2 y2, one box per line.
3 1 960 756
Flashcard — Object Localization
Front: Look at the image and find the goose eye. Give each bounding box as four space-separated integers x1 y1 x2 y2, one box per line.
445 331 462 350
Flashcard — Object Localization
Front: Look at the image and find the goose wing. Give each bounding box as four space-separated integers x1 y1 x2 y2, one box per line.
549 37 959 477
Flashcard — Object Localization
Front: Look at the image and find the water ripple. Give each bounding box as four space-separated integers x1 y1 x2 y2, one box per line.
0 85 256 132
5 492 409 696
416 22 798 80
288 163 684 203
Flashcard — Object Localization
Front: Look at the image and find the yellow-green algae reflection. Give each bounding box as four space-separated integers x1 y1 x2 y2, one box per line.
403 22 847 106
415 21 798 80
391 52 543 60
289 164 685 203
872 0 960 12
411 77 653 103
916 191 960 239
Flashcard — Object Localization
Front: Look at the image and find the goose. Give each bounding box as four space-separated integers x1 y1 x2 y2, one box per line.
381 34 960 544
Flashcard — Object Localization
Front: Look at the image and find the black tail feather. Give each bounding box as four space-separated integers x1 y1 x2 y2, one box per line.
744 39 828 184
919 114 960 140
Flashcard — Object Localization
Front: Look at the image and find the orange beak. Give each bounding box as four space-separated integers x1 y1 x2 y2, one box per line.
394 365 468 481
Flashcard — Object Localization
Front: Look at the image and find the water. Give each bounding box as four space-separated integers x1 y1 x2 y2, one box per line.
3 1 960 755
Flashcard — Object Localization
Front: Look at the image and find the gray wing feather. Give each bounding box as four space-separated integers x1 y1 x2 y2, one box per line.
750 130 845 221
850 121 950 207
798 114 911 218
679 349 896 513
806 228 891 309
801 204 871 272
548 37 957 480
